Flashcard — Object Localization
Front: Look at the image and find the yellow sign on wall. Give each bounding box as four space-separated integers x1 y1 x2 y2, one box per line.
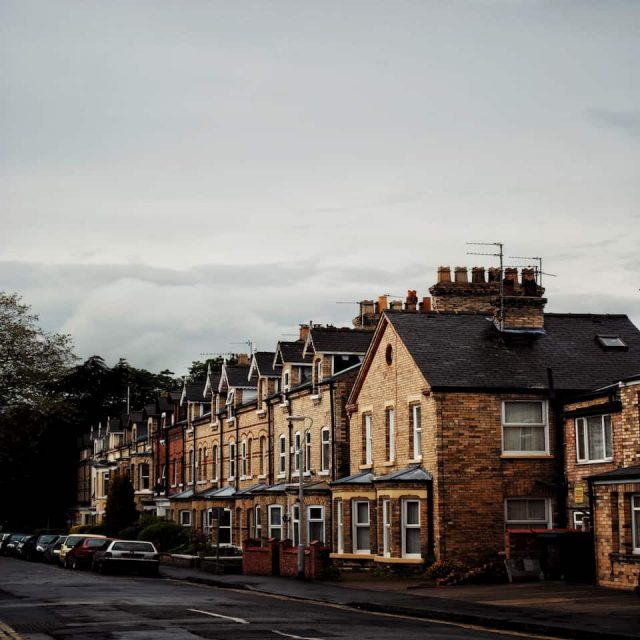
574 484 584 504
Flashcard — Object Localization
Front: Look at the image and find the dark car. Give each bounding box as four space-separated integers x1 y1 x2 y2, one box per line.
21 534 60 562
42 536 66 564
2 533 29 557
15 534 38 560
65 537 113 570
0 533 13 556
92 539 159 576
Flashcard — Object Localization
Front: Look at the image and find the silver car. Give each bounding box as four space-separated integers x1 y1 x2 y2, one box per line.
92 540 159 576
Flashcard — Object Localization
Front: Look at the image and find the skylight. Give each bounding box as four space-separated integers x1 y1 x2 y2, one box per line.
596 335 627 349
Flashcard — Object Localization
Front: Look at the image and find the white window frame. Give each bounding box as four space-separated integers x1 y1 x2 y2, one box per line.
336 500 344 553
364 414 372 465
401 499 421 558
386 407 395 462
411 404 422 460
575 415 613 463
218 508 232 545
228 440 236 480
307 505 325 544
291 504 300 547
382 498 391 557
278 435 286 476
180 510 192 527
505 498 552 529
502 400 549 455
241 438 248 478
255 505 262 538
632 495 640 555
283 370 290 393
353 500 371 554
294 431 301 474
268 505 283 540
320 427 330 473
304 431 312 474
139 463 150 490
212 444 219 480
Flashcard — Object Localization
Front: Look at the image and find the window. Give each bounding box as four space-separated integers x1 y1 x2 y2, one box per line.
187 449 194 484
180 510 191 526
283 371 290 393
308 505 325 543
247 437 253 476
336 501 344 553
314 359 322 393
241 438 247 477
596 335 627 349
382 499 391 557
333 354 362 374
505 498 551 529
386 407 395 462
202 447 208 481
576 415 613 463
294 431 301 473
218 508 232 545
353 501 371 553
411 404 422 459
139 463 150 490
212 444 219 480
363 414 372 465
320 428 330 473
259 435 267 476
197 448 203 481
229 440 236 479
269 505 283 539
304 431 312 473
255 505 262 538
632 496 640 554
502 401 548 454
279 435 286 475
103 472 110 497
291 504 300 546
402 500 421 557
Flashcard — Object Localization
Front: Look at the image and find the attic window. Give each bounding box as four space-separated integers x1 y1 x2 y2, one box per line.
596 335 627 350
385 344 393 365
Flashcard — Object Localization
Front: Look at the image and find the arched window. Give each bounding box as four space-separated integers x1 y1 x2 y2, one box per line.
212 444 219 481
321 427 330 473
294 431 301 473
241 437 247 478
259 435 266 476
197 447 203 481
229 440 236 479
203 447 208 481
247 437 253 476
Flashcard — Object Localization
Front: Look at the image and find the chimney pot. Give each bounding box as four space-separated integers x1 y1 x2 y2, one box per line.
454 266 468 283
437 266 451 283
471 267 486 284
421 297 432 312
488 267 502 283
378 295 388 312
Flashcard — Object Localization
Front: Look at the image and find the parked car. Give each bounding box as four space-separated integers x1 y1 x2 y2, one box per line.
2 534 29 557
28 534 62 562
92 539 159 576
15 534 38 560
0 533 14 555
59 534 106 566
64 537 113 570
42 536 66 564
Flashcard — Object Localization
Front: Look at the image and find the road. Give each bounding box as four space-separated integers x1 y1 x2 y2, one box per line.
0 557 542 639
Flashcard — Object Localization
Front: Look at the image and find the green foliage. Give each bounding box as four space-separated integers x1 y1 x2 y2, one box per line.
423 559 468 580
138 520 188 552
104 475 138 537
187 356 235 383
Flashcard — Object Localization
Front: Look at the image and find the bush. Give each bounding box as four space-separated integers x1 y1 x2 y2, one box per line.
423 559 468 580
138 521 188 552
69 524 105 535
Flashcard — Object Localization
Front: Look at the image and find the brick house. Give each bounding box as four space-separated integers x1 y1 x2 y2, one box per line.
561 376 640 590
336 266 640 570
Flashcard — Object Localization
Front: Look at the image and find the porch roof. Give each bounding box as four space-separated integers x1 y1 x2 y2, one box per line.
374 465 432 482
589 464 640 483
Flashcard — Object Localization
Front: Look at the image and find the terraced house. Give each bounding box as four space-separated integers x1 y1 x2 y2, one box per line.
73 267 640 590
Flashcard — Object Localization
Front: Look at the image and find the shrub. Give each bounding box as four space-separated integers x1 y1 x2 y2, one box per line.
138 521 188 552
423 559 468 580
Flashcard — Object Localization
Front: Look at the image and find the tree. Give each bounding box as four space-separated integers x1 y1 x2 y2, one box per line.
103 474 138 537
187 356 235 383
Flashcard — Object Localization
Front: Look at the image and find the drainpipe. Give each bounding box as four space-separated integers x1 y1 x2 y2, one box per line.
181 420 186 488
163 421 169 497
547 367 567 528
235 407 239 492
329 380 337 480
427 478 435 559
218 404 223 490
587 476 597 584
267 400 273 486
192 404 197 492
287 405 293 484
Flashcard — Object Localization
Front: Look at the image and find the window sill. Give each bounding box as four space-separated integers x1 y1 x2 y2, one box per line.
359 464 373 470
256 409 267 418
408 457 422 463
318 471 330 476
330 552 373 559
383 461 395 467
277 473 285 479
258 474 267 480
373 555 423 564
577 459 614 465
501 454 553 459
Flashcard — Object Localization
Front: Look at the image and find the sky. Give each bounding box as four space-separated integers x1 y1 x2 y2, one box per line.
1 0 638 375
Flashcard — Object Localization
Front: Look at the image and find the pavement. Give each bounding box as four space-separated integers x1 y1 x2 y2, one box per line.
158 563 640 640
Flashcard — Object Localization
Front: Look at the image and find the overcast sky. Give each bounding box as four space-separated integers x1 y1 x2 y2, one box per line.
1 1 638 375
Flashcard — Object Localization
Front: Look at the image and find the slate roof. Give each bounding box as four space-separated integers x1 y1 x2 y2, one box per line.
235 483 268 496
128 411 144 423
253 352 277 377
183 383 206 402
199 486 236 499
169 488 195 500
375 465 433 482
157 396 174 413
143 403 157 416
275 341 312 365
221 365 257 389
588 465 640 483
308 328 373 354
331 470 374 485
386 312 640 393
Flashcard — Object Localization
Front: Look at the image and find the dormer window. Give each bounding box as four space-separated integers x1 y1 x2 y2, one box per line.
283 371 290 393
596 335 627 350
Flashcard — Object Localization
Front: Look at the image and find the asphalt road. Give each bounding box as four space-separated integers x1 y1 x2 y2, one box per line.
0 557 537 640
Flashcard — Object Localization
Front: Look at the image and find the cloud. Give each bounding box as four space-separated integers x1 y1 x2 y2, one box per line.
587 109 640 140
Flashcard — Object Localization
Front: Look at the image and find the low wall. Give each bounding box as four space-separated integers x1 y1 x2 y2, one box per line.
242 539 329 580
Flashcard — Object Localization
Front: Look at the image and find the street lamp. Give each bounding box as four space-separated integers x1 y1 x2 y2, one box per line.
287 415 313 579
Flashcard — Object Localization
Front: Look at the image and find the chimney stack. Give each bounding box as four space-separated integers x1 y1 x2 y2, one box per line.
405 289 418 311
430 265 497 313
299 324 310 341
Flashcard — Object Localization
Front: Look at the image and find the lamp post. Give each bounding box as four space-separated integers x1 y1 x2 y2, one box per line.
287 415 312 579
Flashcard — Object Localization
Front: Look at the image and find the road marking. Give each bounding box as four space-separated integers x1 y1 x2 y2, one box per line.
0 621 23 640
187 608 249 624
272 631 324 640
